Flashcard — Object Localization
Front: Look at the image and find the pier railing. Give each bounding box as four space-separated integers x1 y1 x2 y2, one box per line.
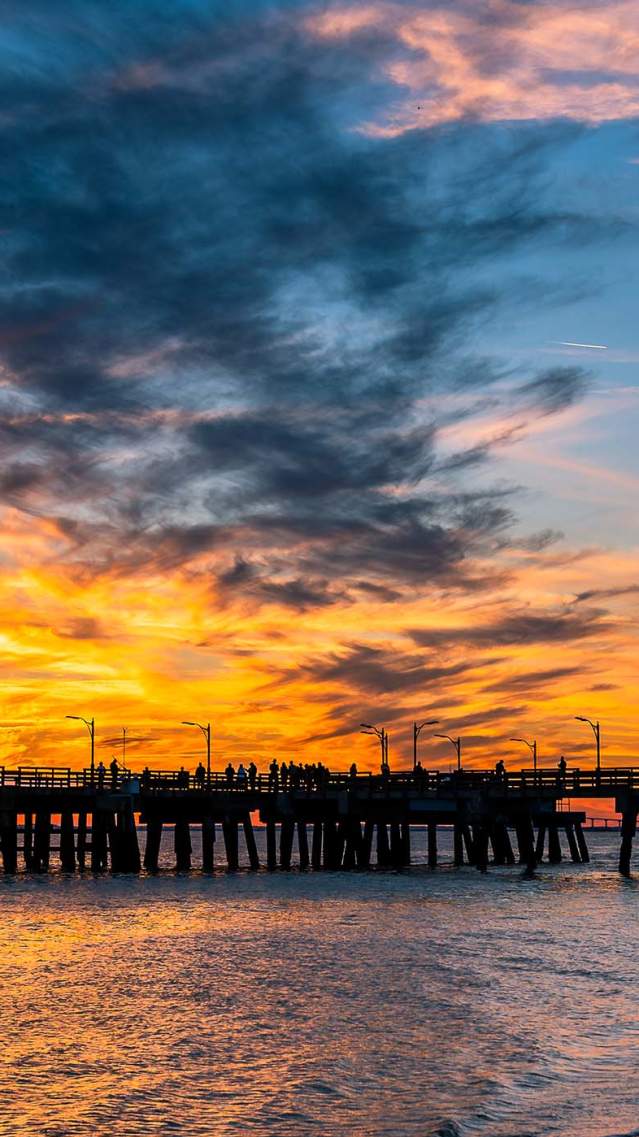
1 764 638 795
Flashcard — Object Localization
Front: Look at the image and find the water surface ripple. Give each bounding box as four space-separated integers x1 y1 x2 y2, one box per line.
1 831 638 1137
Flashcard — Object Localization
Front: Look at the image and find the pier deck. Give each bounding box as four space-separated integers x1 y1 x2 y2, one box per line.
0 765 637 874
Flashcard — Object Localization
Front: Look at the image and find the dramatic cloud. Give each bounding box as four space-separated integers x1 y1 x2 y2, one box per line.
0 1 634 769
310 1 639 131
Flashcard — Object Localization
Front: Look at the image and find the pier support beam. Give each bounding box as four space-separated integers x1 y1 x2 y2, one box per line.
361 820 374 868
428 823 437 868
33 811 51 872
401 823 411 867
222 818 239 870
548 824 562 864
323 818 340 869
535 825 546 862
174 818 192 871
266 820 277 870
22 813 34 870
76 812 87 872
474 824 489 872
60 811 76 872
516 815 537 872
279 819 295 870
311 821 322 869
201 818 215 871
91 811 108 871
244 816 260 870
575 822 590 863
453 822 464 867
619 804 637 876
144 817 163 872
0 811 17 874
390 822 403 868
376 822 390 867
565 824 581 863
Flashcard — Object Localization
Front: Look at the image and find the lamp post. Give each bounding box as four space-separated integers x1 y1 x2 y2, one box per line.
66 715 95 781
413 719 439 769
434 733 461 772
360 723 388 770
510 737 537 773
575 716 601 772
182 720 211 785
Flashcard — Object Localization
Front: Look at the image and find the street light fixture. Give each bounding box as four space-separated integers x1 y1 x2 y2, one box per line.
413 719 439 769
182 720 211 785
360 723 389 770
575 716 601 772
434 733 462 772
510 737 538 773
66 715 95 781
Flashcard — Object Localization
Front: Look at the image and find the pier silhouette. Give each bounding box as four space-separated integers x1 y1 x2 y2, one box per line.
1 763 639 875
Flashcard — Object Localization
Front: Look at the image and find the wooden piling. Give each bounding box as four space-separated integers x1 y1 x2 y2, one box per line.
548 824 562 864
266 820 277 870
23 812 34 870
490 824 505 866
279 818 295 870
361 819 374 868
462 825 475 865
59 811 76 872
401 823 411 867
427 822 437 868
0 811 17 874
323 818 340 869
535 824 546 862
144 817 163 872
565 824 581 863
91 811 108 872
174 817 192 871
311 820 322 869
243 815 260 870
201 817 215 871
222 818 239 870
33 811 51 872
575 822 590 863
619 805 637 875
296 820 309 869
453 822 464 866
376 821 390 867
474 824 489 873
502 827 515 865
76 812 87 871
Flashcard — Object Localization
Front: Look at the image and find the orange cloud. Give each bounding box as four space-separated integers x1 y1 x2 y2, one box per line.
309 2 639 131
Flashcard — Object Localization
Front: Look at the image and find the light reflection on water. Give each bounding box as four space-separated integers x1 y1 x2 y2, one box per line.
1 831 639 1137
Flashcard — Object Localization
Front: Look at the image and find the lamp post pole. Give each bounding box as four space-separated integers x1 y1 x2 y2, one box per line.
182 720 212 786
360 723 388 771
435 733 462 772
66 715 95 782
413 719 440 769
510 737 538 774
575 716 601 772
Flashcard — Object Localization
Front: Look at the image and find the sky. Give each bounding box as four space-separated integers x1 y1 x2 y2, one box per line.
0 0 637 774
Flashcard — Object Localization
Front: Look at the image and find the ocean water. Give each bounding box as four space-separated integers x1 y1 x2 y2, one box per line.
1 829 638 1137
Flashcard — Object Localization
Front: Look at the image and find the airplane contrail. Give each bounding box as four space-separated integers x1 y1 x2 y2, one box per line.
555 340 608 350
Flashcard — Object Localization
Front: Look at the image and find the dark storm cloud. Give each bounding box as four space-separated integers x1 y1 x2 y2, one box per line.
573 585 639 603
411 607 613 648
481 665 584 694
0 1 600 604
285 642 504 695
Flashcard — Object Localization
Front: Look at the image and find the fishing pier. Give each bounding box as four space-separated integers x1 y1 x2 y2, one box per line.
1 765 638 875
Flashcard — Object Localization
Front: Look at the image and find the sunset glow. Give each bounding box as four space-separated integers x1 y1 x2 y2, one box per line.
0 0 637 775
